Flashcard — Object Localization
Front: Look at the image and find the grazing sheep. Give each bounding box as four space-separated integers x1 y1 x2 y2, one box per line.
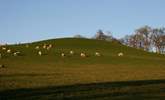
35 46 40 50
13 51 20 56
13 52 17 56
2 47 6 50
42 44 52 50
95 52 101 56
0 64 5 68
38 51 42 56
61 53 65 57
47 44 52 50
46 46 51 50
7 49 11 53
49 44 52 48
80 53 86 57
118 52 124 57
43 45 47 49
70 50 74 55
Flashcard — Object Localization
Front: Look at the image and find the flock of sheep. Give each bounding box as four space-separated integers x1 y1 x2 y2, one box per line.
35 43 102 57
0 43 124 58
0 47 21 58
0 43 124 68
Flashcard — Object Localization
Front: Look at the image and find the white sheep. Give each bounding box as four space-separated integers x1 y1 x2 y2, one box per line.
61 53 65 57
80 53 86 57
70 50 74 55
43 45 47 49
47 44 52 50
7 49 11 53
49 44 52 48
13 51 20 56
95 52 101 56
13 52 17 56
46 46 51 50
35 46 40 50
118 52 124 57
2 47 6 50
38 51 42 56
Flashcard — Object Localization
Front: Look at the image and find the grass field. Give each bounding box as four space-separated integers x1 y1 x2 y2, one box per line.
0 38 165 99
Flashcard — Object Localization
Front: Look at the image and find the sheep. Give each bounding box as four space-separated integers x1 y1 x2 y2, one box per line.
61 53 65 57
118 52 124 57
43 45 47 49
13 51 20 56
80 53 86 57
49 44 52 48
35 46 40 50
46 46 51 50
7 49 11 53
13 52 17 56
95 52 101 56
47 44 52 50
0 64 5 68
2 47 6 50
38 51 42 56
70 50 74 55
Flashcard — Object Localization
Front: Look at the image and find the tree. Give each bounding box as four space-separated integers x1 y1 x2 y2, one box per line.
160 35 165 54
135 26 152 51
151 28 165 53
121 35 131 46
94 29 114 41
121 26 165 54
95 29 107 40
129 34 140 48
104 31 113 41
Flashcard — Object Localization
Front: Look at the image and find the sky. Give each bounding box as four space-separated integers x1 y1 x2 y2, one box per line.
0 0 165 44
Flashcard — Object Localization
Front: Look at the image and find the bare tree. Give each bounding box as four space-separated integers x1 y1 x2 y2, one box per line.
129 34 141 48
95 29 107 40
160 35 165 54
151 28 165 53
94 29 114 41
121 26 165 54
135 26 152 51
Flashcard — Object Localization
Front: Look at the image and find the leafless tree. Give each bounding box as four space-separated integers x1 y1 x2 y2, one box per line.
135 26 152 51
151 28 165 53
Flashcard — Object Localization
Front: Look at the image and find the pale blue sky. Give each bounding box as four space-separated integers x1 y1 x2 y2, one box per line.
0 0 165 44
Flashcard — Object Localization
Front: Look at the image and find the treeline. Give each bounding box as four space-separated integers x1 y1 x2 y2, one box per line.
120 26 165 54
73 26 165 54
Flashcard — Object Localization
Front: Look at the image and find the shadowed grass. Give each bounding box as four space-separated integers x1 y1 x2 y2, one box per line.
1 79 165 100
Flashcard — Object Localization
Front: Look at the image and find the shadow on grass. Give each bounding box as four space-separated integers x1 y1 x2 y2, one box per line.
0 73 60 77
1 79 165 100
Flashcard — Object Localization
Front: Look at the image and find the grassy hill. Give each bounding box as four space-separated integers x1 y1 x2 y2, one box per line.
0 38 165 100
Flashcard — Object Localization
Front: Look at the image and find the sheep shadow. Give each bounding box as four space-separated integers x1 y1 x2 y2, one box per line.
1 79 165 100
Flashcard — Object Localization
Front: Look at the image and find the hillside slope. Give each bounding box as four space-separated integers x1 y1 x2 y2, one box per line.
0 38 165 99
1 38 164 65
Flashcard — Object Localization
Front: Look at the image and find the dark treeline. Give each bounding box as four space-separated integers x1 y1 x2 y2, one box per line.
95 26 165 54
74 26 165 54
120 26 165 54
